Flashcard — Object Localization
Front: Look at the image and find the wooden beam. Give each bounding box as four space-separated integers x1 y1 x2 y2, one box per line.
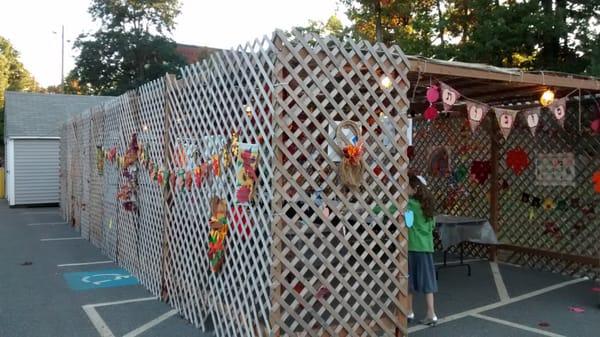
409 59 600 91
488 121 499 262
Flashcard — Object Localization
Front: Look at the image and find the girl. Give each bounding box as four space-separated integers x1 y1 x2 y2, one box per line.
406 174 438 326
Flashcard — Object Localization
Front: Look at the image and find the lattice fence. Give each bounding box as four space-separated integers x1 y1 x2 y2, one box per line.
60 31 411 337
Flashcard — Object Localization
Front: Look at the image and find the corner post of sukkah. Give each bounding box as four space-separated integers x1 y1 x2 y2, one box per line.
269 33 285 337
160 73 177 302
489 115 500 262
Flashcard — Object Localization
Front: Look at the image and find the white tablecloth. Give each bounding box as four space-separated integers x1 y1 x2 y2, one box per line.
435 215 499 250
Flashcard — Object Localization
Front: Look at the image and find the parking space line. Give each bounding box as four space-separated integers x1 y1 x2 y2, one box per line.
58 260 113 267
83 305 116 337
83 297 159 337
408 277 588 333
490 262 510 302
471 313 566 337
28 222 67 226
40 237 83 241
122 309 179 337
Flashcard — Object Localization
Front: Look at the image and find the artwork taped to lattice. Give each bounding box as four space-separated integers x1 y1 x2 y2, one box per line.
59 30 412 337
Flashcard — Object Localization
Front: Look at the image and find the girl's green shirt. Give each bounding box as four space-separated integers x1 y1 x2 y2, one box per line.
407 198 434 252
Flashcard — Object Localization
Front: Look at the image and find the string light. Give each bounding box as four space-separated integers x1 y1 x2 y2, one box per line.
540 89 555 107
244 105 253 117
142 125 148 132
380 75 393 89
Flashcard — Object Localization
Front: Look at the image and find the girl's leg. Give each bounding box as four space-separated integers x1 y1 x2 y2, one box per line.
425 293 436 319
407 293 414 320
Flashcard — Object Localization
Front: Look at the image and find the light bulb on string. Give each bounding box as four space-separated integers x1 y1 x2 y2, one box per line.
142 124 149 132
244 105 253 117
380 75 393 89
540 89 555 107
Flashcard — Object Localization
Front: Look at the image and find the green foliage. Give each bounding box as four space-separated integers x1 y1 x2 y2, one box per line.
1 36 41 142
339 0 600 75
68 0 185 96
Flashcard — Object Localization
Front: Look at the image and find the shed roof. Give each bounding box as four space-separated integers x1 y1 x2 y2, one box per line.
4 92 113 138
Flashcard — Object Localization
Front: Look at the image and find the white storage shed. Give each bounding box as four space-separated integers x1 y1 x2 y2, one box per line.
4 92 112 206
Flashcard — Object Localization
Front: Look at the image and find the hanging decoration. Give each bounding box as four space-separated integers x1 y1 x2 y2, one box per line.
235 143 260 204
176 168 185 192
543 197 556 211
556 199 568 211
117 134 139 212
212 154 220 177
535 153 575 187
521 193 530 203
428 146 451 177
522 107 541 137
549 97 567 128
336 121 365 189
452 164 468 183
423 106 439 121
194 166 203 188
506 148 529 176
470 160 491 185
466 101 490 133
426 85 440 103
543 221 561 239
107 146 117 163
184 171 193 191
531 196 542 208
169 170 176 190
207 197 228 272
96 146 104 176
494 108 519 140
440 82 461 112
231 205 252 238
593 170 600 193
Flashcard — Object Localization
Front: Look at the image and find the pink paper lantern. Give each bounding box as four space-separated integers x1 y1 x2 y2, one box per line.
424 105 438 121
426 85 439 103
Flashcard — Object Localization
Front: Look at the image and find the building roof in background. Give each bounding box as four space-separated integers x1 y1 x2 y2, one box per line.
4 92 113 138
176 43 220 64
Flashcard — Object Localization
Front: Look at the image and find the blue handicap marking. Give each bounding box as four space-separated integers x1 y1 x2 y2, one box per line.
63 268 139 291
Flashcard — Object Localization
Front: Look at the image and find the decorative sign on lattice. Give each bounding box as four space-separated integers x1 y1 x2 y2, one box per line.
535 152 576 186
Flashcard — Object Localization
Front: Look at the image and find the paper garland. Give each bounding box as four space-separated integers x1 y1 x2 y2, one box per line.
440 82 461 112
466 101 490 133
494 108 519 140
522 107 541 136
550 97 567 128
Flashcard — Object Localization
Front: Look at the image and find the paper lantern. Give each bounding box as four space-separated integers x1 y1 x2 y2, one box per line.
423 105 439 121
426 85 439 103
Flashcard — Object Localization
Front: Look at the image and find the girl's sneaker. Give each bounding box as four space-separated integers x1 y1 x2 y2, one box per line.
419 316 438 326
407 312 415 322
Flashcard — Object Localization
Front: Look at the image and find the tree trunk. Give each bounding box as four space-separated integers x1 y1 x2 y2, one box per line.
375 1 383 43
436 0 445 48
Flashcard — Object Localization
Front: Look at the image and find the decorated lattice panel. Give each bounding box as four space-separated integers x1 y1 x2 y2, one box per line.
270 31 410 337
411 117 492 258
135 79 167 297
80 110 92 240
498 102 600 278
89 105 106 247
101 98 122 261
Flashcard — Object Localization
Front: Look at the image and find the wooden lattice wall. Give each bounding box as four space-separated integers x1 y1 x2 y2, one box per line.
59 31 412 337
411 100 600 278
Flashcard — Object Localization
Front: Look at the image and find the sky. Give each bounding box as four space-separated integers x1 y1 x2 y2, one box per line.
0 0 348 87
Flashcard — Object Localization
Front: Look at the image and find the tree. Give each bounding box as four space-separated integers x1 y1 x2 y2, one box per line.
68 0 186 96
340 1 600 75
1 36 40 145
292 15 351 40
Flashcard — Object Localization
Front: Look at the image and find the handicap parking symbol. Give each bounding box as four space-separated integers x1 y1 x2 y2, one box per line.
63 268 139 291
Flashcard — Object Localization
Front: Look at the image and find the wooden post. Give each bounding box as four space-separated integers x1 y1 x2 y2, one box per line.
160 73 176 301
489 119 500 262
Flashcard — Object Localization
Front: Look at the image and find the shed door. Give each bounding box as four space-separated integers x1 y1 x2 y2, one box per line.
13 139 60 205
